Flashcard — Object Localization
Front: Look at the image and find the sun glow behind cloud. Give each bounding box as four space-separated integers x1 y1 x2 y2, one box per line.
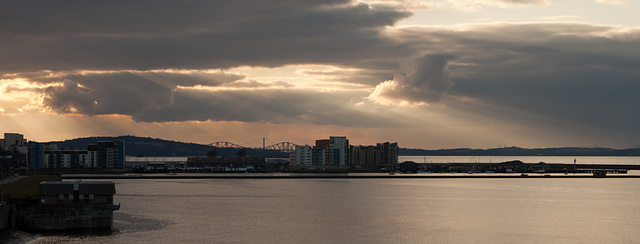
2 0 640 149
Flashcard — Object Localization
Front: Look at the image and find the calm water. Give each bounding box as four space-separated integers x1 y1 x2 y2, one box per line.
7 177 638 243
400 155 640 165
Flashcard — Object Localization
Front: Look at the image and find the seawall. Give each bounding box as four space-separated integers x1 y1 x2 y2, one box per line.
61 174 640 179
14 201 114 231
0 204 10 230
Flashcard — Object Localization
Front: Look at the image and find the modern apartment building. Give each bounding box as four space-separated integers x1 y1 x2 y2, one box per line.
350 142 398 167
97 140 125 168
294 145 313 166
27 141 45 168
328 136 349 166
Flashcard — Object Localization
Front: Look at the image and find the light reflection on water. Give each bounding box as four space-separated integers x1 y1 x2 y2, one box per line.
15 178 640 243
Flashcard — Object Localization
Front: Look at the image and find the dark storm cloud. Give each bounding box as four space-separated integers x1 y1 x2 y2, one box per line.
0 0 412 72
392 23 640 136
43 80 96 114
41 71 244 115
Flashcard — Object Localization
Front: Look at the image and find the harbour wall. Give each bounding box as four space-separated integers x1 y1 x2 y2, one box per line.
14 201 114 231
0 204 10 230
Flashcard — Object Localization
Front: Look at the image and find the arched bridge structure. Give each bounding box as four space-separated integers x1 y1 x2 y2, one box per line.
208 141 246 149
208 139 298 153
264 142 297 153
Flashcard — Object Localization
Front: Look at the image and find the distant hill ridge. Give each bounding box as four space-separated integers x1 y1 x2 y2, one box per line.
48 136 640 157
48 135 285 157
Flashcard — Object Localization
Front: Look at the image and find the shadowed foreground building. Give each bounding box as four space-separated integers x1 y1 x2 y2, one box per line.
15 181 119 231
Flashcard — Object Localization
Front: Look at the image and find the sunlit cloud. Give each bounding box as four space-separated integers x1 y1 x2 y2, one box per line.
368 54 455 106
596 0 628 4
365 0 435 10
444 0 553 11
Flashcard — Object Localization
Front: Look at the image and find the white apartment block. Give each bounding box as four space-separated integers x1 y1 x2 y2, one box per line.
295 145 313 166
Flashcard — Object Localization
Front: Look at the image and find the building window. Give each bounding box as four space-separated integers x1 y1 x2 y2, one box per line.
59 194 64 200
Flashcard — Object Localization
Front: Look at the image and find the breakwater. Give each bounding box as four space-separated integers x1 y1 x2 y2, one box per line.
61 173 640 180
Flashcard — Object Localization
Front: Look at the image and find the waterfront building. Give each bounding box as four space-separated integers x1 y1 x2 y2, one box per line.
315 139 330 151
87 144 98 168
125 156 188 168
328 136 349 166
377 142 398 167
187 156 266 171
291 144 326 166
39 181 116 204
42 141 123 169
97 140 125 168
315 139 330 165
311 148 325 166
27 141 45 168
294 145 313 166
349 142 398 168
350 145 379 166
289 152 297 167
45 148 89 168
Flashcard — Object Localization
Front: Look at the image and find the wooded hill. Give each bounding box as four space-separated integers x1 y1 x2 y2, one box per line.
47 136 640 157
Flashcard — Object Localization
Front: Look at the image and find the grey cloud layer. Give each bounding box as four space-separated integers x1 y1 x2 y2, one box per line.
3 0 640 142
0 0 412 72
393 23 640 136
40 72 401 127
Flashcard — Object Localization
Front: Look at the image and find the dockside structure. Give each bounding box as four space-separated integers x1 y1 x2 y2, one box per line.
14 181 120 231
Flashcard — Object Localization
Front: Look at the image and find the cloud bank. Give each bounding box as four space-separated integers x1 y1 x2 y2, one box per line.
0 0 412 72
2 0 640 147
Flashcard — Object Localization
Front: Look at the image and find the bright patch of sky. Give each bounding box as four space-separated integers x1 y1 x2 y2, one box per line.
398 0 639 26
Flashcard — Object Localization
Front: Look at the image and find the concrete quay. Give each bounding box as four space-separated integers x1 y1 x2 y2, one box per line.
61 173 640 180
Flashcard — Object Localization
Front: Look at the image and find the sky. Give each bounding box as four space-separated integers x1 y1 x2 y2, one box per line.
1 0 639 149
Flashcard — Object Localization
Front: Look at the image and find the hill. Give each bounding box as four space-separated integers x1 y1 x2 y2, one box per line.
47 136 640 157
48 135 288 158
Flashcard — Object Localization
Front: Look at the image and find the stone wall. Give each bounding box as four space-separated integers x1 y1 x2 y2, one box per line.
14 202 114 231
0 204 10 230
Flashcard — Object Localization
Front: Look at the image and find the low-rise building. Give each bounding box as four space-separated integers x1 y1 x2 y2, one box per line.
39 181 116 205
